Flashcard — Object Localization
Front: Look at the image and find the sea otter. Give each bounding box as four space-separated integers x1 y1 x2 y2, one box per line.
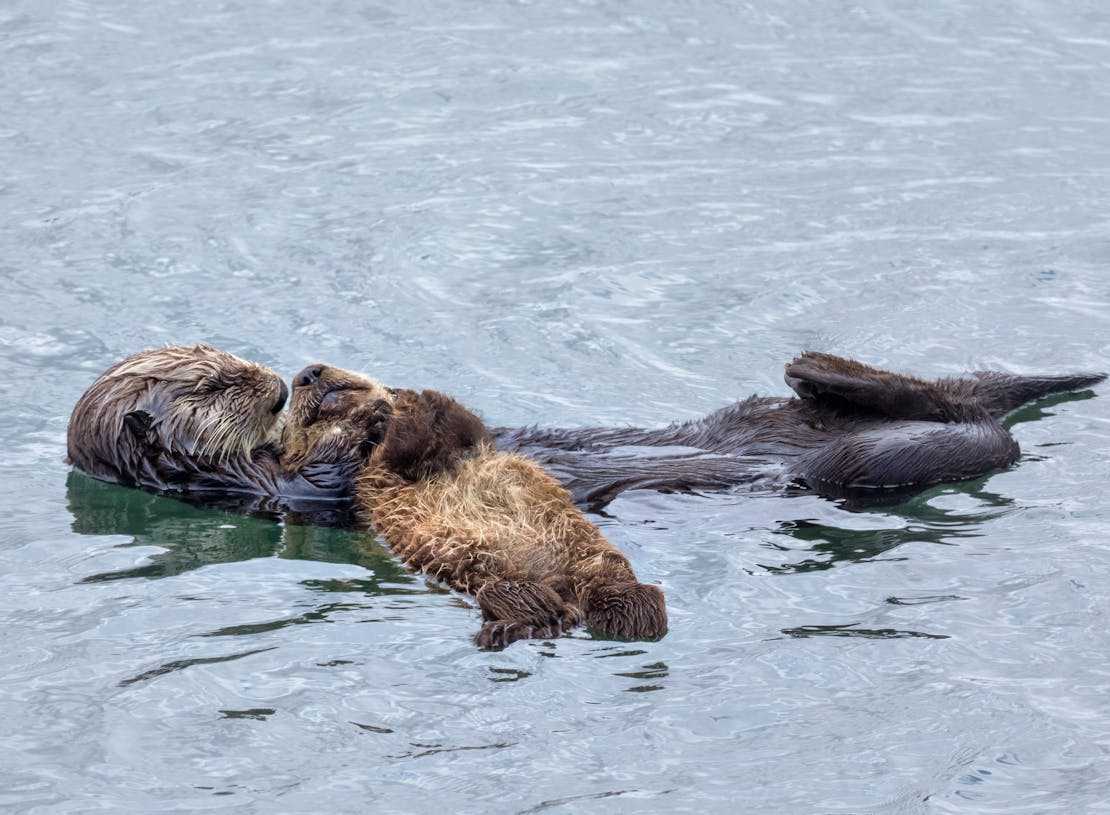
283 365 668 647
69 346 1104 510
491 352 1107 506
66 345 395 504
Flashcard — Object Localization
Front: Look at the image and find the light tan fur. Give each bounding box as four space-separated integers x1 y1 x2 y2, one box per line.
282 371 667 647
360 446 637 596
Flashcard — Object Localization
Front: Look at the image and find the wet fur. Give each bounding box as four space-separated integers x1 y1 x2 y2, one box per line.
71 347 1104 512
67 345 387 502
279 366 395 475
493 352 1106 506
283 378 668 647
67 345 288 492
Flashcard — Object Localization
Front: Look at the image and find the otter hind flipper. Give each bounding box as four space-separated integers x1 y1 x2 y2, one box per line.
968 370 1108 418
787 352 1106 423
582 581 668 641
785 352 964 422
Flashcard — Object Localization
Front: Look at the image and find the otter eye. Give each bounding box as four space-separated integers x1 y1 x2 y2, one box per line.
321 389 343 406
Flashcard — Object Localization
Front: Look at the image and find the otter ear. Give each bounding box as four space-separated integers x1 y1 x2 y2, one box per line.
371 389 491 481
123 410 153 440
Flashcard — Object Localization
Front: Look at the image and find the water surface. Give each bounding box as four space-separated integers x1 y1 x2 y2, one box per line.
2 1 1110 812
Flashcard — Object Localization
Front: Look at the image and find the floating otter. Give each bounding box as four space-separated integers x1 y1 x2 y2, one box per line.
67 345 287 489
491 352 1107 506
66 345 394 505
69 346 1104 511
283 366 668 647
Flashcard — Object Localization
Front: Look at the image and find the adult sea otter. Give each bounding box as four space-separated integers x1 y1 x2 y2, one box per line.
67 346 1104 509
490 351 1106 506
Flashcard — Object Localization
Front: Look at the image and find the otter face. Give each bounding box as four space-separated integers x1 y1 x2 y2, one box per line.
68 344 288 487
281 364 396 469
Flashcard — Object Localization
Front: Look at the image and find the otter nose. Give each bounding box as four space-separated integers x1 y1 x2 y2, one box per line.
271 380 289 415
294 365 324 388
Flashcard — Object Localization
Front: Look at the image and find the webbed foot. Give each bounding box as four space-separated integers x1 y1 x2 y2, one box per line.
786 352 971 422
582 581 667 641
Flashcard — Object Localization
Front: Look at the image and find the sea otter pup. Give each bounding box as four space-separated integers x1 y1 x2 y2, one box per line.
67 345 395 503
492 352 1107 506
283 365 668 648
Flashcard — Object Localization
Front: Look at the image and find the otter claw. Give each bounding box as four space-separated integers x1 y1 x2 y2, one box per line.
477 619 562 649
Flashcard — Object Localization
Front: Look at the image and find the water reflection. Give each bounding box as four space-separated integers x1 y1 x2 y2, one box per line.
66 470 417 590
118 646 277 687
779 624 948 640
385 742 516 760
68 471 287 582
351 722 395 734
1001 388 1098 430
759 479 1018 575
613 660 669 693
198 602 374 638
277 525 419 591
487 667 532 683
220 709 277 721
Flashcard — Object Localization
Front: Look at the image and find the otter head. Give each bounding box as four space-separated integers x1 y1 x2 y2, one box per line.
367 388 493 482
281 364 491 484
280 364 396 471
67 344 288 488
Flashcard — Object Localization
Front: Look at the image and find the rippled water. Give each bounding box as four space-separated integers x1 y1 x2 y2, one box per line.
3 1 1110 812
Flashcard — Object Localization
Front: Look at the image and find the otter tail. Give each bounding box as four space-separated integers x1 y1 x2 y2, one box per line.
967 371 1107 418
582 581 668 641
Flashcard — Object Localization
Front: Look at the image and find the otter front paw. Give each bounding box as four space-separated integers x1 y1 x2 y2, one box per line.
473 580 586 649
352 398 393 455
476 620 548 650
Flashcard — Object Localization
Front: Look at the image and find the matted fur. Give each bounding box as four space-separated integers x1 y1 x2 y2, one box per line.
68 348 401 503
280 365 395 473
495 352 1106 505
67 344 287 490
73 347 1103 509
283 374 667 648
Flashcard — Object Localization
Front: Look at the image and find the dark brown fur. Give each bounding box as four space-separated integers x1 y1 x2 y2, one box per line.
71 347 1104 512
493 352 1106 506
371 389 492 482
283 371 667 648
